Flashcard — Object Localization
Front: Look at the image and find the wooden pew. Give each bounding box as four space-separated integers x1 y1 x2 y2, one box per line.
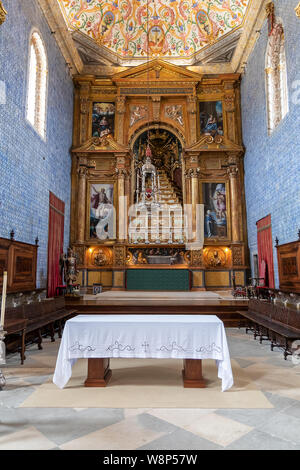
19 298 77 358
238 299 300 359
4 306 27 365
53 297 77 338
22 301 54 350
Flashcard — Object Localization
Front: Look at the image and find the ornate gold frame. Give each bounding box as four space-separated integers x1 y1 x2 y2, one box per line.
200 179 232 244
86 179 118 243
198 98 227 141
90 100 117 140
296 2 300 18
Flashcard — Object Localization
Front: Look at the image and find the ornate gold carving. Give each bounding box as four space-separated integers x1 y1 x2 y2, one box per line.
227 164 239 178
115 168 128 177
0 1 7 26
204 248 227 268
296 3 300 18
190 250 203 267
186 168 201 178
204 134 224 145
80 97 89 115
227 152 240 166
224 94 235 112
198 86 223 94
96 88 117 94
91 247 113 266
186 95 197 143
116 96 126 114
153 65 163 79
232 245 243 266
78 166 88 177
114 245 126 267
116 156 126 166
73 245 85 266
186 95 197 114
130 105 148 126
79 95 90 143
165 104 184 127
151 96 161 121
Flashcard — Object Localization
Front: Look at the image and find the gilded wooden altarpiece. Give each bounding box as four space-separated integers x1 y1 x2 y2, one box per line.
71 60 248 290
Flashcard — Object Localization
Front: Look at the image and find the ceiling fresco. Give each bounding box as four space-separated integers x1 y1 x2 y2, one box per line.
58 0 251 63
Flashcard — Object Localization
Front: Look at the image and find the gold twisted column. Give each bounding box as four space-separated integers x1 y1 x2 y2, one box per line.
228 164 240 242
77 166 88 243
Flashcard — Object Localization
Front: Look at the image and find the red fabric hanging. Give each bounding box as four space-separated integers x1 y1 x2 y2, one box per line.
256 214 275 289
47 192 65 297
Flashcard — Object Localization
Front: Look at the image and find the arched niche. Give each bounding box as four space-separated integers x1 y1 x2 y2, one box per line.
130 124 185 205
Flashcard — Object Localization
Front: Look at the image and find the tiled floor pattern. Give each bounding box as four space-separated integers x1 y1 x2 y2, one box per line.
1 328 300 450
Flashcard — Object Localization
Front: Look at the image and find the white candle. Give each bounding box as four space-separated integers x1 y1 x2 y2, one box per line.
0 271 7 329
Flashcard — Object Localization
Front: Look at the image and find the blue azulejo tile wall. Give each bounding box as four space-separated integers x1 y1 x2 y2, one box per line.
0 0 73 288
241 0 300 288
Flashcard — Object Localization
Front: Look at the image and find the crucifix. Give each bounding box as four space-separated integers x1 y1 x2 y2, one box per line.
141 341 149 353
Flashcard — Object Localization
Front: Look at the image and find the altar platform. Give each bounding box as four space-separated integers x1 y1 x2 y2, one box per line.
65 291 248 327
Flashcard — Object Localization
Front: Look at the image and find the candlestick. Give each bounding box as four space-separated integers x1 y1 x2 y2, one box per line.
0 328 6 390
0 271 7 329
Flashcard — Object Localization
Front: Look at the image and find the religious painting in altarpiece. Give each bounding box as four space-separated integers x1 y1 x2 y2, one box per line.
92 102 115 139
202 181 230 241
88 181 116 241
199 101 224 137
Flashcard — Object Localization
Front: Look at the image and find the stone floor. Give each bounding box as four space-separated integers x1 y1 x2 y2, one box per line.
1 328 300 450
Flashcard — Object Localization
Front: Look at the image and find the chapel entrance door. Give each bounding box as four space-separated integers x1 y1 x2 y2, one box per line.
256 214 275 288
47 192 65 297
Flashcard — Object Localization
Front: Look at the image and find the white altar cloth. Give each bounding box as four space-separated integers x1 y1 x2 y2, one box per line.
53 314 233 392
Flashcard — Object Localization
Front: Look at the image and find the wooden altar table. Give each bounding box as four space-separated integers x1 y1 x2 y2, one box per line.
53 314 233 392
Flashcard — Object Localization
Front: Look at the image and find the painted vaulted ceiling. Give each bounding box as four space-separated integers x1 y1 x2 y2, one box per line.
57 0 252 67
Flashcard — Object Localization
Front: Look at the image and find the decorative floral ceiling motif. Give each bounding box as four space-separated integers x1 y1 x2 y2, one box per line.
58 0 251 61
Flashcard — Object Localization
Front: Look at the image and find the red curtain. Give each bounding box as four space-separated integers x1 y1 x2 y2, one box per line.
256 214 275 288
47 192 65 297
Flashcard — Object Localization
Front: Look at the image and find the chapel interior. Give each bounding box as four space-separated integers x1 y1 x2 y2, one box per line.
0 0 300 452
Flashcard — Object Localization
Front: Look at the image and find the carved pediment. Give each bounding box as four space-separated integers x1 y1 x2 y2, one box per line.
112 59 201 85
72 135 129 154
185 134 244 153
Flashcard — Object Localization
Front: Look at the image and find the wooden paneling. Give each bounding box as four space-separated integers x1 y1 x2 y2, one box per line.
277 239 300 293
205 271 230 287
0 237 37 292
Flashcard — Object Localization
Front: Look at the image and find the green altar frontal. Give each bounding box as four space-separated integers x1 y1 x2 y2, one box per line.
126 269 191 291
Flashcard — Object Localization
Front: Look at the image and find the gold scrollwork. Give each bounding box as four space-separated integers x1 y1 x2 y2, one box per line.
0 1 7 25
295 2 300 18
204 134 224 145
